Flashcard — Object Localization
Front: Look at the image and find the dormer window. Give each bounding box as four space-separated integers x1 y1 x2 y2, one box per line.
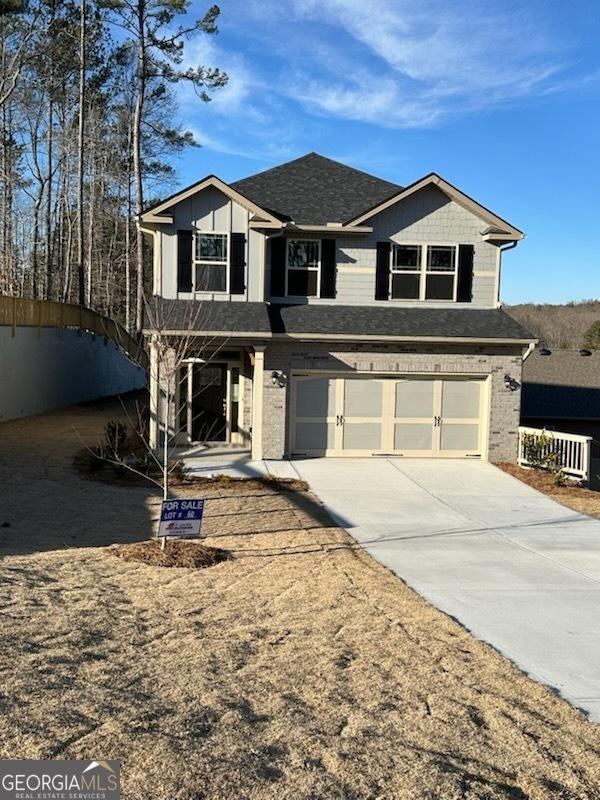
195 233 228 292
286 239 320 297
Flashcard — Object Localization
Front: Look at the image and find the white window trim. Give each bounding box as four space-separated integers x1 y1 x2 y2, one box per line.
285 238 321 299
390 243 459 302
193 231 230 295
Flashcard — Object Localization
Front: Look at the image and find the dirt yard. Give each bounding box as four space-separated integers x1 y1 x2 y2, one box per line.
1 399 600 800
498 462 600 520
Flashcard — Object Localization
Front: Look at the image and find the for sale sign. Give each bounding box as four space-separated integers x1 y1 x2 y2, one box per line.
158 499 205 539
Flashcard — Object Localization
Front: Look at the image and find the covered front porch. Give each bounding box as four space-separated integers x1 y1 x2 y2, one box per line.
149 341 269 461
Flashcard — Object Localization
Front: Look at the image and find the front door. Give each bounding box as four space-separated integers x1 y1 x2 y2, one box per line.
192 363 227 442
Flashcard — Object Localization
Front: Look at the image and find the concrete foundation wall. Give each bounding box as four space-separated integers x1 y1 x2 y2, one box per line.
262 343 524 462
0 326 147 421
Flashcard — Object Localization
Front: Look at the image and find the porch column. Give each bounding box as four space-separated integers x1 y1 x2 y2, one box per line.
149 335 160 450
251 346 265 461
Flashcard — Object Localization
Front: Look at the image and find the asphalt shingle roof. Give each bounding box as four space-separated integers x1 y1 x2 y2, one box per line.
522 349 600 420
231 152 402 225
147 300 533 342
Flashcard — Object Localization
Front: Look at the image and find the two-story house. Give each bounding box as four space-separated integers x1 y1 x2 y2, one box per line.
139 152 534 462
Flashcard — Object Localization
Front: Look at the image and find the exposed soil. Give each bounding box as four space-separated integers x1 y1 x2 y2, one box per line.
1 399 600 799
73 446 309 493
497 461 600 520
109 539 232 568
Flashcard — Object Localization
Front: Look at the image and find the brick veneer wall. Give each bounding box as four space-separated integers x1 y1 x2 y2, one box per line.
261 342 524 462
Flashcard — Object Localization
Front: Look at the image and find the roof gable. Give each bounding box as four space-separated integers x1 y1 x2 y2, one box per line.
139 175 283 226
231 152 401 226
347 173 523 238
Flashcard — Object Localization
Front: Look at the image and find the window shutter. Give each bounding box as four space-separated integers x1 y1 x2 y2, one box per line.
177 230 193 293
457 244 474 303
229 232 246 294
320 239 336 299
375 241 391 300
269 236 286 298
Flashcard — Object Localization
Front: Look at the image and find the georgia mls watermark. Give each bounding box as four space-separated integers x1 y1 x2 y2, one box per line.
0 760 120 800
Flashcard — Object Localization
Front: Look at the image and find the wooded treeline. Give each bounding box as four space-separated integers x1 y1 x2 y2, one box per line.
507 301 600 349
0 0 226 331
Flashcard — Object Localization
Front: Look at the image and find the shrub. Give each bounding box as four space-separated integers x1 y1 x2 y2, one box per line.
170 459 190 481
104 420 128 456
522 431 557 471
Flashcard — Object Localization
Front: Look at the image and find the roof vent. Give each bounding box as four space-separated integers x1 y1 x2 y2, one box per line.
539 348 552 356
579 349 592 356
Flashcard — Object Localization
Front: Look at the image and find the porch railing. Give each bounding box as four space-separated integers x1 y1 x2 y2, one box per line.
518 425 592 482
0 295 148 370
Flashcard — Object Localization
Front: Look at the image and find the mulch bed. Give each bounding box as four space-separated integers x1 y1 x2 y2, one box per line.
108 539 232 568
497 461 600 519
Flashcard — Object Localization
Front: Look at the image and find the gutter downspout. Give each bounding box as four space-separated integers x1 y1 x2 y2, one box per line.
497 240 519 306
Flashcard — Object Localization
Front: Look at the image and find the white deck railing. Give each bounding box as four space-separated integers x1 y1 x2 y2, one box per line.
518 426 592 481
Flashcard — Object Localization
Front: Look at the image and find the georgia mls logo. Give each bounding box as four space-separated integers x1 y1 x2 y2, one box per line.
0 759 120 800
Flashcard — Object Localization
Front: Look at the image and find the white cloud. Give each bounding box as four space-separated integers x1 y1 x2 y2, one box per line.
165 0 594 160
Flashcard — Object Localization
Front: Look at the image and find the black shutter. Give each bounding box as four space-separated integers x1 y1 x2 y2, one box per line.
177 230 193 293
230 232 246 294
320 239 336 299
375 241 391 300
269 236 286 298
457 244 474 303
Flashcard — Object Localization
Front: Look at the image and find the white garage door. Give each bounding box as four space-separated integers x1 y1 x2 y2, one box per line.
291 375 486 457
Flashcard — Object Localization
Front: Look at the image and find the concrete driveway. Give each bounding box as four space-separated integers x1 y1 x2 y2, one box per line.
288 458 600 721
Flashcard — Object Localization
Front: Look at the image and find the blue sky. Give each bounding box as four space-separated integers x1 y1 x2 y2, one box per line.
171 0 600 304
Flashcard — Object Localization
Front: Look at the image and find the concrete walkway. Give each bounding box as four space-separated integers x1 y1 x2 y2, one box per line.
283 458 600 721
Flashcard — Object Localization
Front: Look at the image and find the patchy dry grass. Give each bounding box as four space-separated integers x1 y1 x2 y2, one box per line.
498 462 600 520
1 400 600 799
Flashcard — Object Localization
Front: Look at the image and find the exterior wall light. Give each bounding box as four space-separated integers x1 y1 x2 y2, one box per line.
271 370 287 387
504 373 520 391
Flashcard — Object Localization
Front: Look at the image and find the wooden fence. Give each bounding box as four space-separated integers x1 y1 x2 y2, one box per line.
0 296 148 370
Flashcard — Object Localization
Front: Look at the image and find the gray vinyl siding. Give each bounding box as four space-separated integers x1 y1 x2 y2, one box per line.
269 185 499 309
158 186 263 301
157 183 501 309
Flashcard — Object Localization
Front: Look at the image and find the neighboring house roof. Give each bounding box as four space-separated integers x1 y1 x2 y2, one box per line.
522 349 600 420
230 153 402 225
145 301 534 343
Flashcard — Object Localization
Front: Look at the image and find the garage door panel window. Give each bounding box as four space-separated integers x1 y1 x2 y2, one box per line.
296 377 336 418
395 423 433 451
395 380 435 418
441 380 480 419
296 422 336 451
344 423 382 450
344 380 383 418
440 423 480 451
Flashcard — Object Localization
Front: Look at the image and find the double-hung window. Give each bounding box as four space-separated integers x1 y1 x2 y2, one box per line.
390 243 457 301
194 233 228 293
391 244 421 299
286 239 320 297
425 245 456 300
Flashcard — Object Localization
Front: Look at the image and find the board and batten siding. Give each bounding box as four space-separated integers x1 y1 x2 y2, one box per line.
270 185 500 309
158 186 264 302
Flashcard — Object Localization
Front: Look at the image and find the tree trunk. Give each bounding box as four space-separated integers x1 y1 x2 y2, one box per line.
132 0 146 333
77 0 86 306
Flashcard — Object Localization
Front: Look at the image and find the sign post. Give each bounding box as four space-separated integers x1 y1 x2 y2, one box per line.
158 499 204 548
